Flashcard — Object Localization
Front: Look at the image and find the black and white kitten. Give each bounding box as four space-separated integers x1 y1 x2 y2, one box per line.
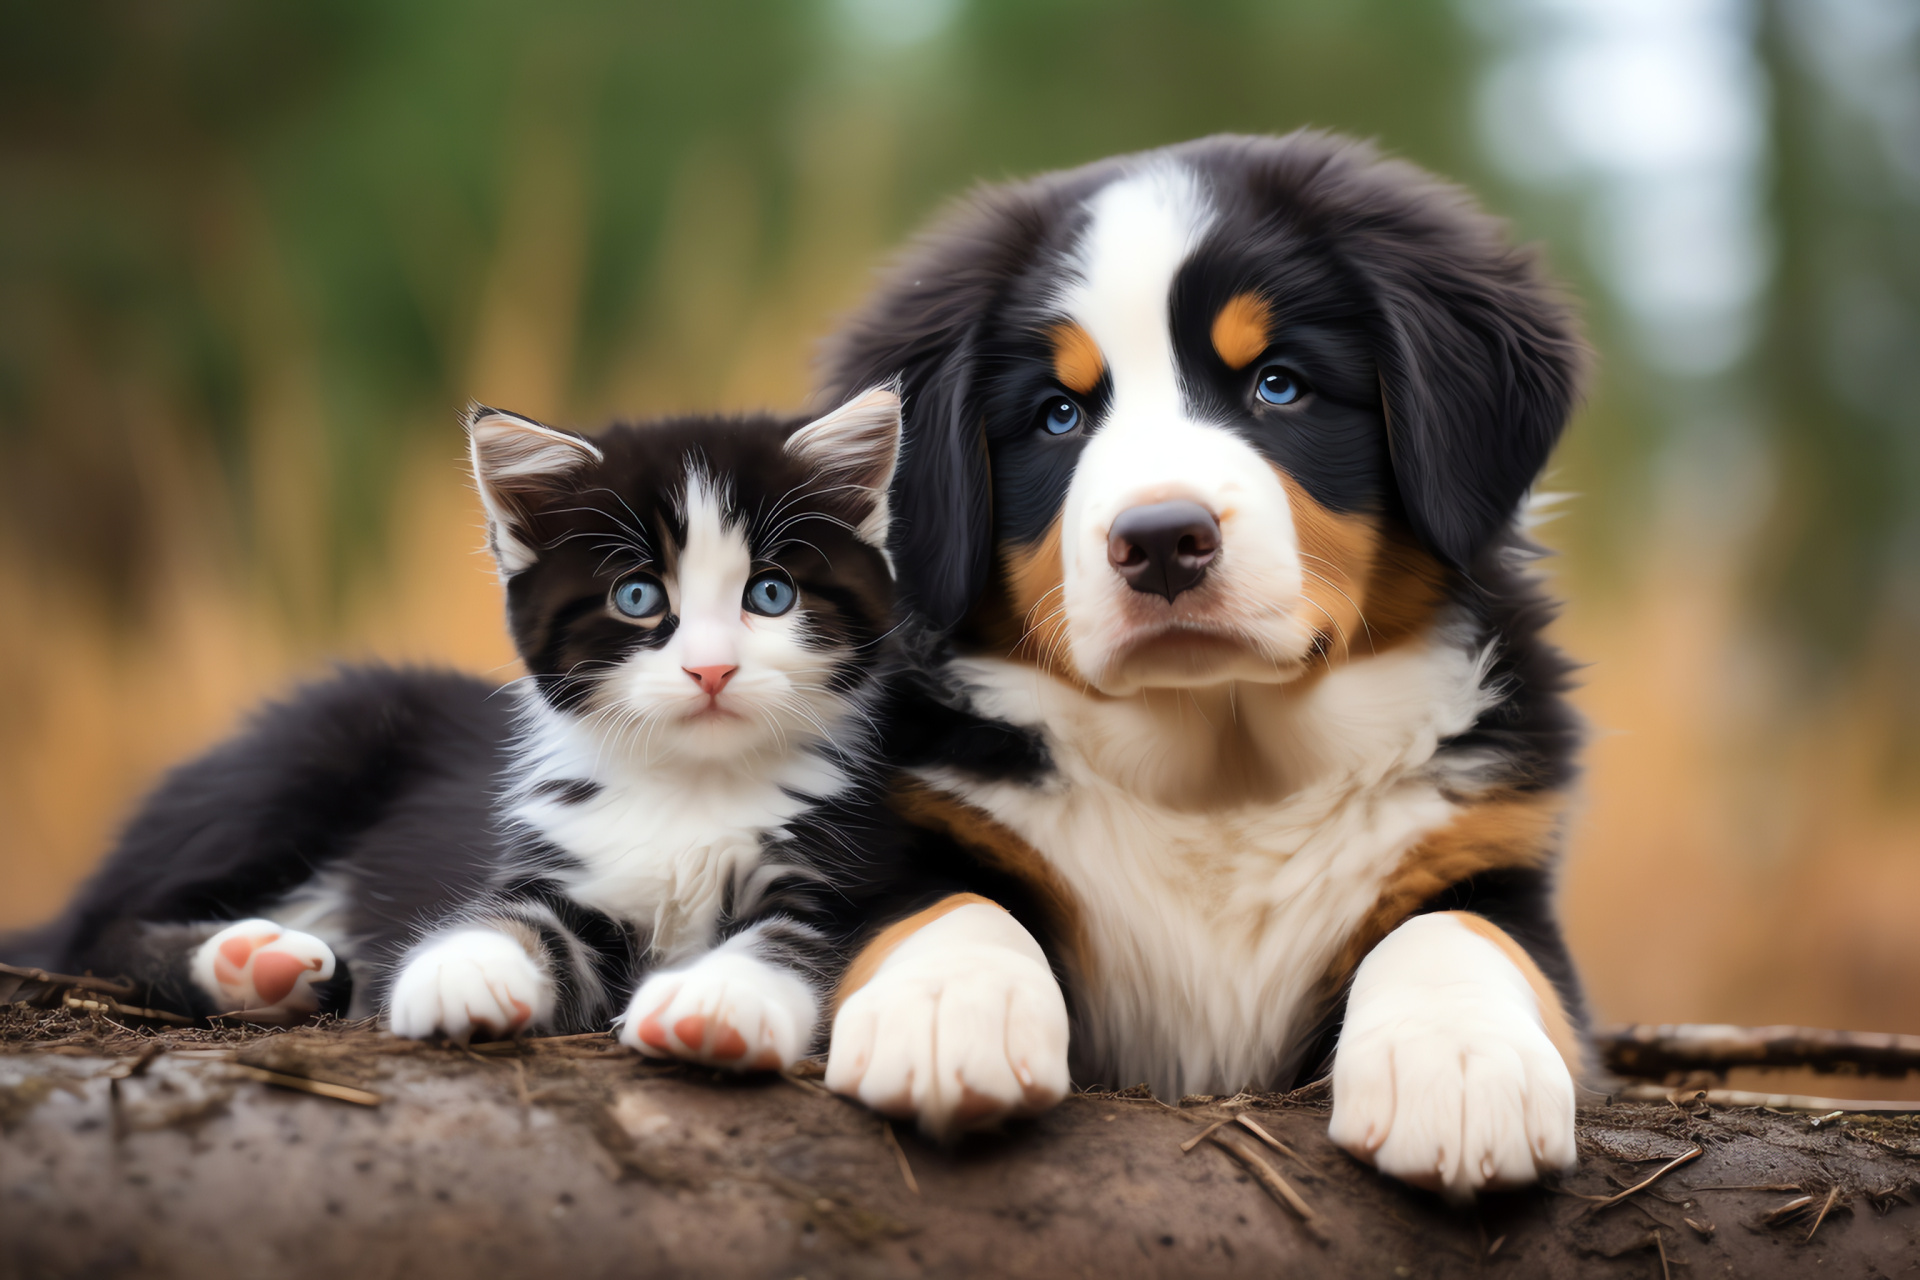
13 388 928 1070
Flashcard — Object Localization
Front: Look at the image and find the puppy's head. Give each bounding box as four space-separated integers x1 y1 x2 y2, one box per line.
821 132 1582 694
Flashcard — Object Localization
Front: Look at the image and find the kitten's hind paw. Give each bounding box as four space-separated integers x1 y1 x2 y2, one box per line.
190 919 336 1022
617 950 817 1072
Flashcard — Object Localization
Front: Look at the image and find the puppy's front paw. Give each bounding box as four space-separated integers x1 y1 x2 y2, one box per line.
826 902 1069 1141
1329 913 1577 1201
616 949 816 1071
387 929 554 1043
190 919 335 1021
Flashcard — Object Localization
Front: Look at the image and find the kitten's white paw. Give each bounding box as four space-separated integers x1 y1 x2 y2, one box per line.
616 948 816 1071
386 929 555 1043
189 919 335 1021
826 903 1069 1141
1329 913 1577 1202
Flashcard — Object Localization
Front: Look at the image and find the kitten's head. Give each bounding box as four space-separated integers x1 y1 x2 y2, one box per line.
468 388 901 765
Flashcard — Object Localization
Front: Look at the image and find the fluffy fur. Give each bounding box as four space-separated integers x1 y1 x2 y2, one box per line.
815 131 1589 1195
9 392 966 1072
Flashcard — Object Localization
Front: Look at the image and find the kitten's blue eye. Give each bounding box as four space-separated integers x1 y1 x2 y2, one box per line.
1039 397 1081 436
612 575 667 619
744 571 796 617
1256 366 1303 406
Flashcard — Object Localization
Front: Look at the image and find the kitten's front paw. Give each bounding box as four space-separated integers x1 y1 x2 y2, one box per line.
190 919 335 1021
826 903 1069 1141
1328 914 1577 1201
387 929 554 1043
617 949 816 1071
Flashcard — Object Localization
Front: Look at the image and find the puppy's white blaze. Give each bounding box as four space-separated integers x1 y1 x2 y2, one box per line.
1330 913 1577 1199
1058 164 1214 421
467 407 603 576
1053 165 1316 691
785 386 902 557
929 633 1499 1098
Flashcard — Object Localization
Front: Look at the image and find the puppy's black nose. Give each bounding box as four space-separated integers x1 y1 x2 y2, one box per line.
1107 500 1220 601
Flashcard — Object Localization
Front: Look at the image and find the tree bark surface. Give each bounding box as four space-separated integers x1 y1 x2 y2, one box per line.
3 1011 1918 1279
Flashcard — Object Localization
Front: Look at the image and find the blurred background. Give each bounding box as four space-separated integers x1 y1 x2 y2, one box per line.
2 0 1916 1070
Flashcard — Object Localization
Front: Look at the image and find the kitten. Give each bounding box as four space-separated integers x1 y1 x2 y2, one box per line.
12 388 935 1069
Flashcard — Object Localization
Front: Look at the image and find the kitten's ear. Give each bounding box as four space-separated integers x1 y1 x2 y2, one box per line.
784 386 901 550
466 403 604 575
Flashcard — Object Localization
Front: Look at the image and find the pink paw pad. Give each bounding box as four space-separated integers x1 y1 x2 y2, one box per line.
197 921 335 1016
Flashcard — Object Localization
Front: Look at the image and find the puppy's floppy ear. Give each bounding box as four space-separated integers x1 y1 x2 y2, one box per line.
466 403 603 575
816 182 1061 631
785 386 902 551
1342 159 1585 569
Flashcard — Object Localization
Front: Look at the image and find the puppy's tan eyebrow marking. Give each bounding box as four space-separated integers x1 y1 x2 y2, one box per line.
1211 292 1273 370
1048 321 1106 395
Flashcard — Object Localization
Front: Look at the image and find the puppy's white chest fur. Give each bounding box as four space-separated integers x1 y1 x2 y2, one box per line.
929 638 1496 1097
509 700 847 963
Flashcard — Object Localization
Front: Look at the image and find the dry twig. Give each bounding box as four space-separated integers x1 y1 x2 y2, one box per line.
1178 1117 1232 1153
881 1121 920 1196
1234 1114 1313 1173
228 1063 381 1106
1208 1129 1328 1244
1804 1185 1842 1242
1578 1147 1703 1212
1617 1084 1920 1114
1761 1194 1816 1226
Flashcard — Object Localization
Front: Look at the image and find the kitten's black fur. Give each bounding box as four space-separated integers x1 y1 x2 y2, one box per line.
7 402 1000 1040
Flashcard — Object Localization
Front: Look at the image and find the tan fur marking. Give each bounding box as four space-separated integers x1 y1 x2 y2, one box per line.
1001 517 1074 675
1049 322 1105 395
1275 467 1450 666
1211 293 1273 370
1447 911 1585 1077
834 892 998 1010
887 780 1089 983
1319 795 1573 1064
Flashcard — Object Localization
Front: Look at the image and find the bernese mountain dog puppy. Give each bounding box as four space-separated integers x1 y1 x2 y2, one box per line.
816 131 1588 1200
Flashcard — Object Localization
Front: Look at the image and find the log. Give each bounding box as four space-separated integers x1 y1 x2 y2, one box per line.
4 1009 1918 1277
1596 1021 1920 1080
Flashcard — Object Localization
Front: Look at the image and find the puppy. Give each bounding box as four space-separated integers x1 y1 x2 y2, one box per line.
818 131 1588 1199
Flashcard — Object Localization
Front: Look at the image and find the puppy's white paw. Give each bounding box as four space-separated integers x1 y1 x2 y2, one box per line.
826 902 1070 1141
190 919 336 1021
386 928 555 1043
1329 913 1578 1201
616 947 817 1071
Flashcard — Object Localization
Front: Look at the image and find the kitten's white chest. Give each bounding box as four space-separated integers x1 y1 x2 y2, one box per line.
526 773 810 961
510 701 849 963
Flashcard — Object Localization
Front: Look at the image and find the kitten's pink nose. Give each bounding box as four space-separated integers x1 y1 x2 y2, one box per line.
683 664 737 697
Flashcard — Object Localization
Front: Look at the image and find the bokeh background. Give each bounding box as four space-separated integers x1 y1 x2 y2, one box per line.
3 0 1917 1071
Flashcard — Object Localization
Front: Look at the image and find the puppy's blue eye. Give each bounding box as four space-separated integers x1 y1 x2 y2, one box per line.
612 576 666 619
744 571 796 617
1256 366 1302 406
1039 397 1081 436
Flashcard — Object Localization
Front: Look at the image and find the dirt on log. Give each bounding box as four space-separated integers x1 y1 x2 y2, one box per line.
3 1009 1918 1279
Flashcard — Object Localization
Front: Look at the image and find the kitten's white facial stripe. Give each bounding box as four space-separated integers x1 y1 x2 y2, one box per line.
672 468 754 672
